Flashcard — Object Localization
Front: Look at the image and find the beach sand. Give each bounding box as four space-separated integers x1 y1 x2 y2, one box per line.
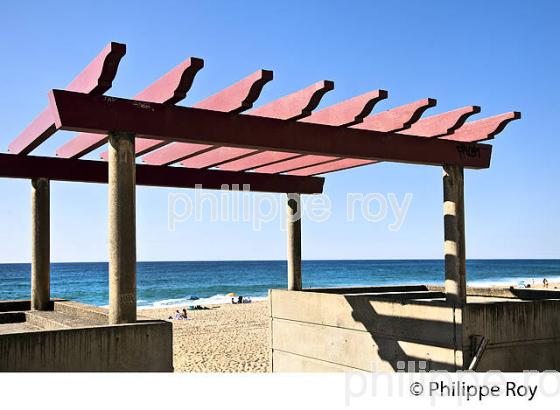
139 280 560 373
141 301 270 372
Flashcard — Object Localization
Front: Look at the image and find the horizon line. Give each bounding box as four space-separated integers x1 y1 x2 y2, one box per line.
1 257 559 265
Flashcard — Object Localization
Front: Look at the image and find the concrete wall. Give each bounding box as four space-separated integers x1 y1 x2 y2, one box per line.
270 288 462 372
0 300 173 372
0 320 173 371
270 288 560 372
463 300 560 371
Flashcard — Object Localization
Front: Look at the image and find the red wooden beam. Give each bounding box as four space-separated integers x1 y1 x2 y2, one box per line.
0 153 324 194
248 89 388 174
441 112 521 142
57 57 204 158
47 90 494 169
213 81 336 171
284 105 481 175
195 69 273 113
398 106 481 138
281 98 437 177
180 147 256 169
253 155 337 174
8 42 126 155
217 151 300 172
249 80 334 120
135 58 205 104
353 98 437 132
287 158 376 176
141 69 273 165
300 89 388 126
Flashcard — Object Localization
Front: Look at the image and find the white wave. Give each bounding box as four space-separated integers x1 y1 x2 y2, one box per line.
468 274 560 288
137 293 268 309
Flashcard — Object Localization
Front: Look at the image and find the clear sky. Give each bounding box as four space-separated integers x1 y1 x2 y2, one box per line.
0 0 558 262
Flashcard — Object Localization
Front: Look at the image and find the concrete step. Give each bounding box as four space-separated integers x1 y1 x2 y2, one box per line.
53 301 108 324
25 310 104 330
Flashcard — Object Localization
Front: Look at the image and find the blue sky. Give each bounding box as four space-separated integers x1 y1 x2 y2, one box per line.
0 0 558 262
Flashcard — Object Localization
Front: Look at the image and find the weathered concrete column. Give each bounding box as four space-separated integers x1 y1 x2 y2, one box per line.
443 165 466 306
108 132 137 324
31 177 50 310
286 193 302 291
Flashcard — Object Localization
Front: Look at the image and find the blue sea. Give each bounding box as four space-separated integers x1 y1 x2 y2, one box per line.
1 260 559 308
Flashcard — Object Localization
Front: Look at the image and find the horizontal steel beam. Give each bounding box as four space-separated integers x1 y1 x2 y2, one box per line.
0 153 324 194
48 90 492 169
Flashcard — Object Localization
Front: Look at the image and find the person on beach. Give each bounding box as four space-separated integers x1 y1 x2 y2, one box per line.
174 310 182 320
181 308 188 319
544 278 549 288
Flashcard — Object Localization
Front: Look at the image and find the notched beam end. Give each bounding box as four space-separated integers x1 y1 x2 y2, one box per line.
239 69 274 112
249 80 335 120
400 105 481 138
301 89 388 126
194 69 273 113
354 97 437 132
66 41 127 95
442 111 521 143
8 42 126 155
135 57 205 105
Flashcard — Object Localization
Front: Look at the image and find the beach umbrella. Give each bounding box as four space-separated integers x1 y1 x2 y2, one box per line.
226 292 237 297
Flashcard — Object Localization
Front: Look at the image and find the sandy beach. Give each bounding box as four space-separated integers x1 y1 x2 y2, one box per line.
139 280 560 373
141 301 270 372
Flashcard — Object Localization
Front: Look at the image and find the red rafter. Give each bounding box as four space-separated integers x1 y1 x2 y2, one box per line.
57 57 204 158
441 112 521 142
180 147 256 169
217 151 301 172
287 158 376 176
214 81 335 171
249 80 334 120
141 70 273 165
353 98 437 132
399 106 481 138
284 98 439 178
253 155 336 174
300 89 388 126
250 89 388 173
9 42 126 155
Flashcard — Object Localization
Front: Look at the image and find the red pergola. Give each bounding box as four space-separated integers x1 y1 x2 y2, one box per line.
6 42 519 177
2 42 520 324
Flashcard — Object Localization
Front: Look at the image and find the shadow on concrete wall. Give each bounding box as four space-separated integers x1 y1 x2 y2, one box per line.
342 288 460 372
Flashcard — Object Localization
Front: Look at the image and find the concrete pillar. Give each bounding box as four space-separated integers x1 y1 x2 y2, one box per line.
31 177 50 310
108 132 137 324
286 193 302 291
443 165 466 306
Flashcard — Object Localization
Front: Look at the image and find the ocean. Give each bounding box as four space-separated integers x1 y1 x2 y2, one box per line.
1 260 559 308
